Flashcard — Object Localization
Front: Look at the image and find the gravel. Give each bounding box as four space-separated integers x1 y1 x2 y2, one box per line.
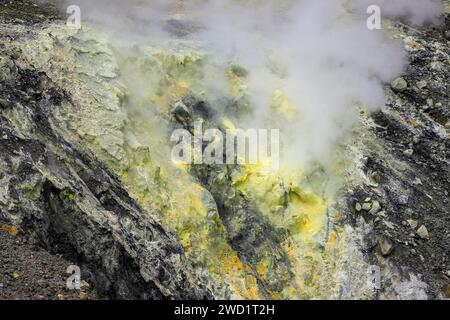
0 226 98 300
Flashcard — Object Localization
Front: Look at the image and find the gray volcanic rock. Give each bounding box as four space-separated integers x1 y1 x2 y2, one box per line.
340 16 449 299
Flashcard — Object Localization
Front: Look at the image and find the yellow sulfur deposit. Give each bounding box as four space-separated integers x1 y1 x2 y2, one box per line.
272 89 299 118
78 46 351 300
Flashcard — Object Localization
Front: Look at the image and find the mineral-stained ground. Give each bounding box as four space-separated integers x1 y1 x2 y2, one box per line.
0 0 448 300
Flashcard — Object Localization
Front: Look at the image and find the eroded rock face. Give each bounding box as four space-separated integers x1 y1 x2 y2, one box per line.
0 1 448 300
0 14 214 299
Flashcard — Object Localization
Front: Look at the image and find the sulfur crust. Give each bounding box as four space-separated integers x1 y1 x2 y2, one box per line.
17 21 373 299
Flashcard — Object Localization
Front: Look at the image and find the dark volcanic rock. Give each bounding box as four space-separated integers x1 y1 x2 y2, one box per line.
340 16 449 299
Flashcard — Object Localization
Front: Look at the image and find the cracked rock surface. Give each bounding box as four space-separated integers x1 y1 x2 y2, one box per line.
0 1 215 300
0 0 448 300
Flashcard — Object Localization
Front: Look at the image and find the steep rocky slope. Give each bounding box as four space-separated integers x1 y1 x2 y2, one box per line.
339 16 450 299
0 0 215 300
0 0 448 299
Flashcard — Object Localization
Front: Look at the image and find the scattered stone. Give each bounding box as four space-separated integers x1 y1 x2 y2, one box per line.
355 203 362 212
368 181 379 188
445 121 450 130
377 211 387 218
231 65 249 78
362 202 372 211
383 220 395 230
369 201 381 215
416 80 427 89
379 238 394 256
57 293 65 300
407 219 418 230
403 149 414 157
1 224 19 237
11 271 20 279
391 77 408 91
371 171 381 183
0 98 9 108
79 291 88 300
404 37 421 51
398 195 409 205
36 279 46 287
81 280 90 290
429 61 444 71
417 225 430 240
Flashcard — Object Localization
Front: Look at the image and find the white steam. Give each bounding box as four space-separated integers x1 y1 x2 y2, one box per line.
63 0 443 168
